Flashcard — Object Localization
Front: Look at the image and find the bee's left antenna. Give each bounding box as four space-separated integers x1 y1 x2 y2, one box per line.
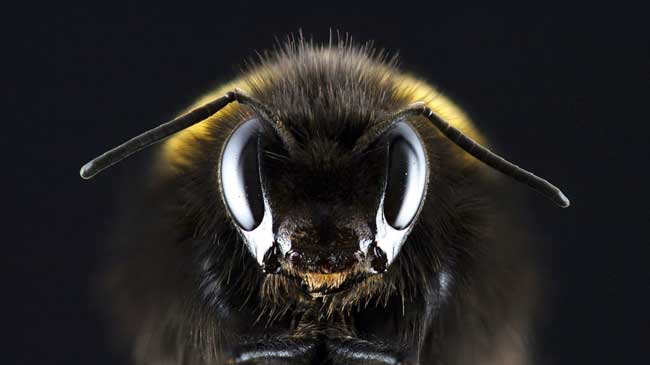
80 89 295 179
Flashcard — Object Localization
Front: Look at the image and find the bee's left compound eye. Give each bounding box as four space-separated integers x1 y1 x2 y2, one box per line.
382 121 428 230
220 119 265 231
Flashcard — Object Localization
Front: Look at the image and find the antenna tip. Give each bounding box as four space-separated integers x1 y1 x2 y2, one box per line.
557 190 570 208
79 162 94 179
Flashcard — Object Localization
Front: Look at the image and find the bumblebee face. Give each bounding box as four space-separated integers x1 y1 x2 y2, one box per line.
79 41 571 364
220 116 428 294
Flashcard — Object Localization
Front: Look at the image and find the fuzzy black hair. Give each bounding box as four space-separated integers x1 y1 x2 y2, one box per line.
105 36 539 365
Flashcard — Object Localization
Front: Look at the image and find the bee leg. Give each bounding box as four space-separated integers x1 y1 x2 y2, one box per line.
225 338 318 364
327 338 411 365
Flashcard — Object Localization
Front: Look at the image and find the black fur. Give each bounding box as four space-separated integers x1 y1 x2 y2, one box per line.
105 38 538 364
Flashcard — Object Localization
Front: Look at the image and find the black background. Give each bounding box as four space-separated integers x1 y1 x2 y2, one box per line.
5 3 648 364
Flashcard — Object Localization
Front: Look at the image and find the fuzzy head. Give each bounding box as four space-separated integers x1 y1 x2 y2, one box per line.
189 43 457 303
219 111 429 296
80 38 572 363
95 42 504 313
83 40 566 337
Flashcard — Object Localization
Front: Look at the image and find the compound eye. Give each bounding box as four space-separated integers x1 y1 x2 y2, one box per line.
220 119 265 231
383 122 428 230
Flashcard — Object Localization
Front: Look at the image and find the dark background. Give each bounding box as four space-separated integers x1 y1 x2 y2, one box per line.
4 3 648 364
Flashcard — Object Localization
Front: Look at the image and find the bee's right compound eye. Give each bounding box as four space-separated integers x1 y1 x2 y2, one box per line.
382 121 428 230
220 118 265 231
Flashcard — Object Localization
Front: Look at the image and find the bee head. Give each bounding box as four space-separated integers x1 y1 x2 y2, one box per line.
219 112 429 294
80 44 568 299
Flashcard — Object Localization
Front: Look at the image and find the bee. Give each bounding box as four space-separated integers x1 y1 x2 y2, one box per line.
81 38 569 364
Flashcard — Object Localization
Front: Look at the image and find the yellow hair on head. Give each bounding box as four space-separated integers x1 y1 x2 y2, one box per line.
394 73 484 142
160 52 484 173
160 80 246 173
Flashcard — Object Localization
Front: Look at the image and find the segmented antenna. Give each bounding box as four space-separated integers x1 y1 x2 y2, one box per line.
79 89 295 179
358 102 570 208
80 93 569 208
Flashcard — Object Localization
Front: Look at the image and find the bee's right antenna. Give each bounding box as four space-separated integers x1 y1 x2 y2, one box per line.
418 102 569 207
365 102 570 208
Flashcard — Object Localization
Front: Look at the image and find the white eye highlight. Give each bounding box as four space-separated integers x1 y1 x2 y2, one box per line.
220 118 265 231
